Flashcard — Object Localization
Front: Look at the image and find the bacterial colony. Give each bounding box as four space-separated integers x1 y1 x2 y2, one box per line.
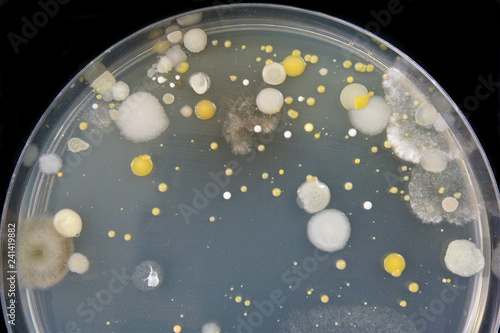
17 10 487 333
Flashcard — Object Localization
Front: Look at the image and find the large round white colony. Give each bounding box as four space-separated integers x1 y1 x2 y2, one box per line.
115 91 170 143
444 239 485 277
307 209 351 252
348 96 391 136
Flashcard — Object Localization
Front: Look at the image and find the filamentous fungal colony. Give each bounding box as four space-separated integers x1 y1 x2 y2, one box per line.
16 9 489 333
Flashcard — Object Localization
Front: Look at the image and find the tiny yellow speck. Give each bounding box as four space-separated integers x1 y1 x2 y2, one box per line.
402 114 409 120
225 168 233 176
79 122 88 131
152 207 161 216
212 39 218 46
401 165 408 172
260 45 266 51
404 194 410 201
240 185 248 192
304 123 314 132
279 169 285 175
414 100 420 106
265 58 273 65
354 158 361 164
210 142 219 150
284 96 293 104
262 172 269 180
371 146 378 153
287 109 299 119
258 144 265 152
224 40 232 48
307 288 313 295
108 230 115 238
317 85 326 93
336 259 346 270
343 60 352 68
447 278 451 283
209 216 216 222
265 45 273 53
256 57 262 62
344 182 353 190
306 97 316 106
389 186 398 194
384 140 392 148
313 132 320 139
235 295 242 303
57 172 63 177
399 300 407 307
453 192 462 199
438 187 445 194
320 294 329 303
241 45 246 50
244 299 251 306
158 183 168 192
292 49 301 56
124 234 132 241
272 188 282 197
173 324 182 333
96 94 103 100
366 64 375 72
175 166 180 171
310 55 319 64
347 76 354 83
109 103 115 109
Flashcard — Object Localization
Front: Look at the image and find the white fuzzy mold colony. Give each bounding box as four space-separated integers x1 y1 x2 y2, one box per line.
348 96 391 136
408 161 477 225
115 91 170 143
296 179 331 214
158 45 188 73
201 322 221 333
383 68 458 164
382 68 478 225
280 305 418 333
110 81 130 101
38 153 63 175
307 209 351 252
444 239 485 277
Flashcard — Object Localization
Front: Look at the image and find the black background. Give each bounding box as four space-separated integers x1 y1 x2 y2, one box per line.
0 0 499 331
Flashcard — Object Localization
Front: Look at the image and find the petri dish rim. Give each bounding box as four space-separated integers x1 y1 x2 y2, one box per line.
1 3 499 332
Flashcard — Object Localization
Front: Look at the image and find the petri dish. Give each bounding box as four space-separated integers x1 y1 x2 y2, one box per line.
1 4 499 333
